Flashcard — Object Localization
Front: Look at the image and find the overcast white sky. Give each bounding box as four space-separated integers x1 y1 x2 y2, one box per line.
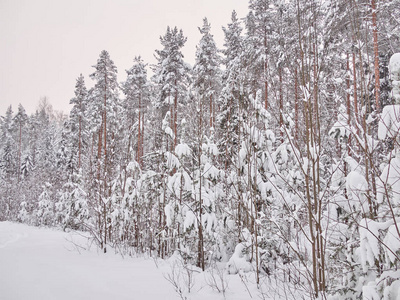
0 0 249 116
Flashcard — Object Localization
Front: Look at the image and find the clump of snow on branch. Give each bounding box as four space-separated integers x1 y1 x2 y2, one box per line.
329 104 350 139
378 105 400 141
389 53 400 103
162 111 175 140
377 154 400 207
345 157 369 211
175 143 191 157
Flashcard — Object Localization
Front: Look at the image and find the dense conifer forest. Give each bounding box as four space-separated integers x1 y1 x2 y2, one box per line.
1 1 400 298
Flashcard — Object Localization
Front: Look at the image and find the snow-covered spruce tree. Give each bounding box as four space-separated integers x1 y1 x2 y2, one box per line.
152 26 189 150
12 104 30 221
215 11 250 266
164 141 193 260
0 106 17 220
150 27 190 258
27 100 64 226
184 17 222 270
181 136 225 271
143 110 175 258
217 10 244 175
217 3 301 289
224 91 277 283
34 99 59 179
13 104 28 183
105 56 150 255
109 160 144 254
0 106 17 181
0 102 62 223
56 170 89 231
52 75 89 230
69 74 88 171
36 182 55 226
128 83 171 256
16 111 41 222
198 138 225 264
88 50 121 253
192 18 221 132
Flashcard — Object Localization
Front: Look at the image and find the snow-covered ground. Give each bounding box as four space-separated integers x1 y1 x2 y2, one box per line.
0 222 281 300
0 222 181 299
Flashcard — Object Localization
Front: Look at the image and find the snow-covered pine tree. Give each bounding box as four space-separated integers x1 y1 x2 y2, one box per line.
193 18 221 132
245 0 273 110
218 10 244 172
122 56 149 168
152 26 189 150
189 18 222 269
150 27 189 258
89 50 121 253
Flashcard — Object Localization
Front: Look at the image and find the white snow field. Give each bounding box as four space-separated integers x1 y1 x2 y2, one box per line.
0 222 180 300
0 222 286 300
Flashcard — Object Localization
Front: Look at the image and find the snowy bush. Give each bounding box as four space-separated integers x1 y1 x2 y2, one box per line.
226 242 253 274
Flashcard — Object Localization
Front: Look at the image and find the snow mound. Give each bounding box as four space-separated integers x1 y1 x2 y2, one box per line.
226 243 253 274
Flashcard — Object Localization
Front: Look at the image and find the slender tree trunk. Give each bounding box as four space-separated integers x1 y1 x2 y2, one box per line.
198 157 204 270
251 140 259 284
78 99 82 169
138 92 141 166
297 2 326 296
347 53 351 127
174 82 178 148
198 95 205 271
295 68 299 144
209 80 213 128
371 0 380 112
264 31 268 110
352 51 359 120
141 108 144 168
18 123 21 183
97 123 103 250
103 73 108 254
279 67 284 142
159 173 166 258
